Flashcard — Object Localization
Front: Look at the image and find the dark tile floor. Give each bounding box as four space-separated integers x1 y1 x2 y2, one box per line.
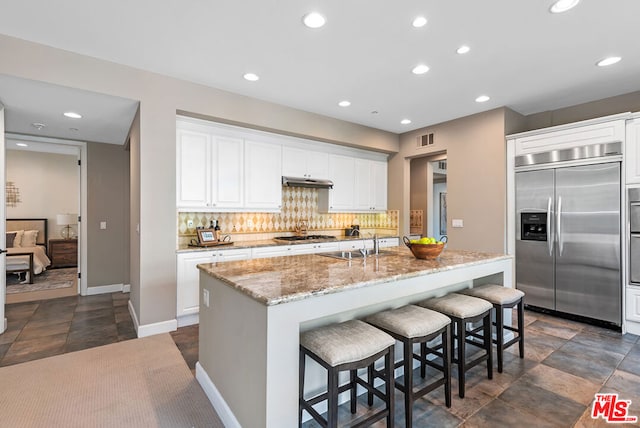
0 292 136 366
3 296 639 427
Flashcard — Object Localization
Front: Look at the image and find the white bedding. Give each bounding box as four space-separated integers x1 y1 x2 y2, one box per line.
6 246 52 275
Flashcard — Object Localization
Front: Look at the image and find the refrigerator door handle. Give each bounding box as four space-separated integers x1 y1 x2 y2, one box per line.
547 197 553 256
557 196 563 256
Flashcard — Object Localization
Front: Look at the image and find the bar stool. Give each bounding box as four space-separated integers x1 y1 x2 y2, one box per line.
366 305 451 428
458 284 525 373
299 319 395 427
419 293 493 398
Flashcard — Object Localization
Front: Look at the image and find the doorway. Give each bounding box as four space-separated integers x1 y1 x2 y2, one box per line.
4 135 87 303
409 153 447 239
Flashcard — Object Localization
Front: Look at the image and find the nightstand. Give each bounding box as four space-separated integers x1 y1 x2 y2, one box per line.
49 239 78 268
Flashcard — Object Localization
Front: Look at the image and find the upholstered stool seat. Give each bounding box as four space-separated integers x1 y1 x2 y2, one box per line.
299 320 395 427
419 293 493 398
459 285 525 372
366 305 451 428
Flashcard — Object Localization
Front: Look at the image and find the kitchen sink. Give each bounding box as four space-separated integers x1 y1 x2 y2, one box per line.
318 250 393 260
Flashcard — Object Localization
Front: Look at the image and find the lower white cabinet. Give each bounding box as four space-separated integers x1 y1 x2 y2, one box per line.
626 286 640 323
378 237 400 247
176 248 251 326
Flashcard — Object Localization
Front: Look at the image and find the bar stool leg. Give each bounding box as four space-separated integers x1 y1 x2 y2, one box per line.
367 364 374 406
484 313 493 380
327 367 339 428
495 305 504 373
385 347 395 427
350 369 357 414
403 339 413 428
443 325 452 408
518 299 525 358
456 319 466 398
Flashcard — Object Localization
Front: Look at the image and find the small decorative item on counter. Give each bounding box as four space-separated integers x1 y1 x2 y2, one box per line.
214 220 221 241
403 235 446 259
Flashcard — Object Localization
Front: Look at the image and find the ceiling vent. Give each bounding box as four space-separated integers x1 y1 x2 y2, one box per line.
417 132 434 147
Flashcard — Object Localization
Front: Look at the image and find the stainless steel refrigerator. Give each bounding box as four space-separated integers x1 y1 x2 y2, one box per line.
515 147 621 325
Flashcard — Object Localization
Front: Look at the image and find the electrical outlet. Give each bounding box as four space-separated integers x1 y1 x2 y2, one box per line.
452 219 464 228
247 219 253 228
187 220 194 228
203 289 210 307
328 218 334 226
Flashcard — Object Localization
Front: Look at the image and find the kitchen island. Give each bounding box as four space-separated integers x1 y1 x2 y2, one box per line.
196 247 513 428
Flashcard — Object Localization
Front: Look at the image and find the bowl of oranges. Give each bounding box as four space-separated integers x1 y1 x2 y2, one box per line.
403 236 446 260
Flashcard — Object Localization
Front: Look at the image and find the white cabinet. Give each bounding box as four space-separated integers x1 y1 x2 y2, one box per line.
252 245 294 258
626 117 640 184
282 146 329 179
176 126 244 210
176 129 210 208
176 248 251 326
319 154 356 212
244 140 282 211
626 286 640 323
354 159 388 211
212 136 244 209
339 239 367 251
291 241 340 255
378 237 399 247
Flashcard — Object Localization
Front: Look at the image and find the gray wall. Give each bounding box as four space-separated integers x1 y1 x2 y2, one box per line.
86 142 129 288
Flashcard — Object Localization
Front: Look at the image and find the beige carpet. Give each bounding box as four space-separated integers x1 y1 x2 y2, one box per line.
0 334 224 427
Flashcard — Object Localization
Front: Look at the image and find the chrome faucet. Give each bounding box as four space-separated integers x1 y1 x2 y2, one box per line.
355 230 379 257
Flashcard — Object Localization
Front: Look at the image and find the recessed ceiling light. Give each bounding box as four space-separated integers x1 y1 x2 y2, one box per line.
457 45 471 54
338 100 351 107
412 16 427 28
549 0 580 13
69 127 79 132
371 111 379 115
475 95 490 103
63 111 82 119
401 119 412 125
243 73 259 81
303 12 326 29
31 122 46 130
412 64 430 75
16 142 28 147
597 56 622 67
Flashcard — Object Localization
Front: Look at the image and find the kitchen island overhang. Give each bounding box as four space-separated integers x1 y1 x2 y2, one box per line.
195 248 513 428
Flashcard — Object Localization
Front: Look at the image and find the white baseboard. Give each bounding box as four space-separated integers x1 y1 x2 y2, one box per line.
625 320 640 335
85 283 125 295
122 283 131 293
137 318 178 338
128 300 140 335
177 313 199 328
196 362 241 428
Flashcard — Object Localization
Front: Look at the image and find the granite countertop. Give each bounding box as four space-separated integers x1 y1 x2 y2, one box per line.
176 235 399 253
197 247 512 306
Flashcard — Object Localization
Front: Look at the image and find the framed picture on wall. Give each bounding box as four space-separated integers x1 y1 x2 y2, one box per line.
439 192 447 235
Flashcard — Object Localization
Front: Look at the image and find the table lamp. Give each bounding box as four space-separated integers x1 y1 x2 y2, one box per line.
57 214 77 239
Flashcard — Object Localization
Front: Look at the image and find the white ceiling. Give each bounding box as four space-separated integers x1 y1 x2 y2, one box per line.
0 1 639 135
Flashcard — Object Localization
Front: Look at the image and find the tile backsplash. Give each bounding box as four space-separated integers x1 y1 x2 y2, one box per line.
178 187 398 241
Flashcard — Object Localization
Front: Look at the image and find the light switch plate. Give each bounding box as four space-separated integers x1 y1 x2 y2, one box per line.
247 219 253 228
203 289 210 307
187 220 194 228
452 219 464 228
100 221 107 230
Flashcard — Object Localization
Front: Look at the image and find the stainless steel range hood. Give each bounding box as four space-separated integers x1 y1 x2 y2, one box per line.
282 176 333 189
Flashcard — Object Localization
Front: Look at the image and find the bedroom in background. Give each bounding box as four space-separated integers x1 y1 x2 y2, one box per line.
4 140 80 303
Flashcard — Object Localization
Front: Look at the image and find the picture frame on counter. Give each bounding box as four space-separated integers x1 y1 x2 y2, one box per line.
197 228 216 243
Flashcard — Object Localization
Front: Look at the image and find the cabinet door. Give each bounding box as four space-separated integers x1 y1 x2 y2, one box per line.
327 154 356 211
626 287 640 323
177 129 210 208
252 246 292 258
289 243 316 255
217 248 252 262
626 118 640 184
354 159 372 211
307 151 329 178
212 136 244 209
176 252 215 319
370 160 388 211
282 146 308 178
244 140 282 210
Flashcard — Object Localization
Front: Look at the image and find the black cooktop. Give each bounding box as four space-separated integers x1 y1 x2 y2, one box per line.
274 235 337 241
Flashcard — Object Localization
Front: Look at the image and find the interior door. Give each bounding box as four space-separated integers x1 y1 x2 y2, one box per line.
555 162 621 324
515 169 555 309
0 102 6 333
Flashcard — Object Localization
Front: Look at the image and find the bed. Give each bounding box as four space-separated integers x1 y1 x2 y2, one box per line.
6 218 52 284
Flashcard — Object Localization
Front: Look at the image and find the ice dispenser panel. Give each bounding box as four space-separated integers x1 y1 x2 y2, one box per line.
521 213 547 241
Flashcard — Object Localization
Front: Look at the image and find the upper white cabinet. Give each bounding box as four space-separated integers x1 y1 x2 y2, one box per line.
244 140 282 210
319 154 356 212
282 146 329 179
354 159 388 211
177 129 211 208
626 116 640 184
212 136 244 209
